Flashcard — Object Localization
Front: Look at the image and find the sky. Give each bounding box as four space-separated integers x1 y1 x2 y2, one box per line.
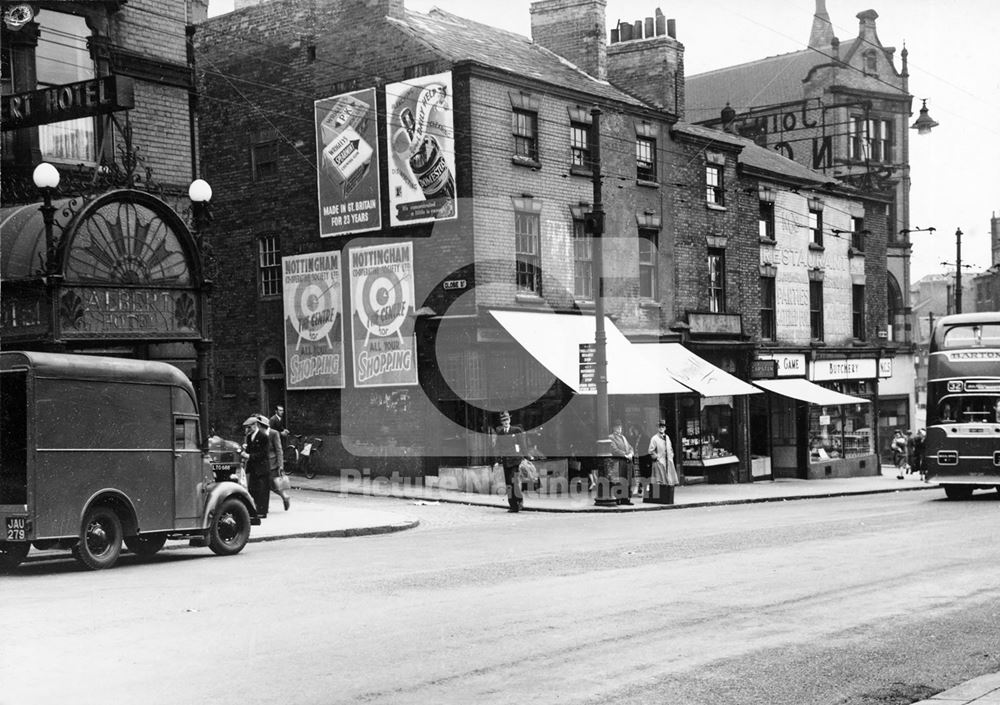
207 0 1000 285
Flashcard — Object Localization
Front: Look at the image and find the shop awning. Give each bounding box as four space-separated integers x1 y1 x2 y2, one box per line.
753 378 870 405
637 343 762 397
489 310 691 395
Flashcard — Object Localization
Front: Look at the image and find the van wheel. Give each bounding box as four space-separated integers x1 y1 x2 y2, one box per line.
208 498 250 556
75 506 123 570
124 533 167 559
944 485 974 500
0 541 29 572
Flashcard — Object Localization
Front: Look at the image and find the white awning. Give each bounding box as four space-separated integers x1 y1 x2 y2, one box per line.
637 343 762 397
489 310 691 395
754 377 870 405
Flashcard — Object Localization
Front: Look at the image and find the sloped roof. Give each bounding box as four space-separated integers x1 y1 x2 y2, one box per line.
392 8 647 107
673 122 841 188
684 42 857 124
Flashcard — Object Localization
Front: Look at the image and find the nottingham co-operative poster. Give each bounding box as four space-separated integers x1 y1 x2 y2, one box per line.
282 252 346 389
349 242 418 387
385 72 457 227
315 87 381 236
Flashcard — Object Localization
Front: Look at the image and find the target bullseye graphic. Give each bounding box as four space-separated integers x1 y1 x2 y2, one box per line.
356 267 407 338
287 280 338 343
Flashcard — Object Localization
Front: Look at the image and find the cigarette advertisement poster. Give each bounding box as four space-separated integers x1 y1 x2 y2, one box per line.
349 242 418 387
385 71 457 227
282 252 345 390
314 87 381 236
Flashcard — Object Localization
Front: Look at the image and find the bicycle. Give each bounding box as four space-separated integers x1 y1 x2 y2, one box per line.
287 434 324 479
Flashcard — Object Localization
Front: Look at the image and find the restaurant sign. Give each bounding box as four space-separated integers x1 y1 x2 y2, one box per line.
2 75 134 131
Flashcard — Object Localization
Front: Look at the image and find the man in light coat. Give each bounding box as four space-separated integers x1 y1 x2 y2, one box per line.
648 419 678 504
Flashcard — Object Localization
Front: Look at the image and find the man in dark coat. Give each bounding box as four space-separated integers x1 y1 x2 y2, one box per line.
242 416 271 518
493 410 529 513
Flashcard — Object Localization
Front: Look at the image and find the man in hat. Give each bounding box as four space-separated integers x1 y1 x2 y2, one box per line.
258 414 290 511
493 410 529 512
242 415 271 517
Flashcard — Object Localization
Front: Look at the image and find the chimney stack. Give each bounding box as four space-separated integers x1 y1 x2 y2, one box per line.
530 0 607 80
607 8 684 116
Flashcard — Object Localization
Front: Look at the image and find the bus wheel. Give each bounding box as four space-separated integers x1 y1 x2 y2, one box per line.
124 533 167 559
0 541 29 572
75 506 123 570
944 485 974 501
208 498 251 556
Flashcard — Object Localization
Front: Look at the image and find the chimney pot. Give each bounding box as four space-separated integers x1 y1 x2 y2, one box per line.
633 20 643 39
644 17 654 37
620 22 633 41
655 13 666 36
667 18 676 38
610 27 620 43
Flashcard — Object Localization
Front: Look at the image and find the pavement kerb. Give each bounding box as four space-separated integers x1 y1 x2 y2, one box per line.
290 479 938 513
248 519 419 542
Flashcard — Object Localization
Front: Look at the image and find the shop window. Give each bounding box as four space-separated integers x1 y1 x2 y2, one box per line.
708 248 726 313
512 108 538 163
572 217 592 299
636 136 656 182
638 229 657 299
258 235 281 298
705 164 724 205
515 210 541 294
570 121 589 167
810 280 824 341
809 381 874 462
760 276 776 340
679 396 736 466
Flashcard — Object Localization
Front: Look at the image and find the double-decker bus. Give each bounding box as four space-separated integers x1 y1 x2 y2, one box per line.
924 313 1000 499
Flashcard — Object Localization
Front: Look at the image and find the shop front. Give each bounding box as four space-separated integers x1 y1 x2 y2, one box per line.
0 190 211 425
753 352 878 479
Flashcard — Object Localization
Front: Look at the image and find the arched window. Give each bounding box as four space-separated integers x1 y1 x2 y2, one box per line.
887 273 905 342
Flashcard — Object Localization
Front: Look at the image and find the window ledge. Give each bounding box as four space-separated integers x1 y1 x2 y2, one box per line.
636 178 659 188
639 300 661 309
706 202 727 212
511 155 541 169
515 293 544 304
759 236 776 245
809 340 827 348
808 242 825 251
569 164 593 178
848 247 865 258
574 299 595 310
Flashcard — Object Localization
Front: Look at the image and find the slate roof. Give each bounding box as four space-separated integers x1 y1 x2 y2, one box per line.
684 41 858 124
673 122 842 188
392 8 648 107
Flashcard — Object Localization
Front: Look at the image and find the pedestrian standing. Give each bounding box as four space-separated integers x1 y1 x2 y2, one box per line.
608 420 635 505
242 415 271 518
647 419 679 503
269 405 289 441
890 429 907 479
493 411 529 513
912 428 927 481
259 414 290 511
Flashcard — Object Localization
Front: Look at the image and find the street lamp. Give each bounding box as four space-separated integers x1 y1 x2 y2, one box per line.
910 99 939 136
188 177 213 447
32 162 61 275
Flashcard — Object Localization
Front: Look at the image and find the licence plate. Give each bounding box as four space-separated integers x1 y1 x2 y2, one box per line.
5 516 27 541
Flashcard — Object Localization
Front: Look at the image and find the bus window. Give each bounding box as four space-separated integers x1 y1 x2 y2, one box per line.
943 323 1000 348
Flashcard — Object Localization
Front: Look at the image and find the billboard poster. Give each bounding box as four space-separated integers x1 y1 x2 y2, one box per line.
349 242 418 387
385 71 457 226
314 87 381 236
282 252 346 389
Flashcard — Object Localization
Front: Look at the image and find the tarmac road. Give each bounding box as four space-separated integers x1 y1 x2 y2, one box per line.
4 489 1000 705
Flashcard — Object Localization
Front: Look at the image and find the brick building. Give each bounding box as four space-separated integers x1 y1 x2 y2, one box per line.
1 1 214 421
194 0 891 483
685 0 926 455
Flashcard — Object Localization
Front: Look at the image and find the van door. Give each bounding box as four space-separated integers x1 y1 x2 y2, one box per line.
173 415 204 521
